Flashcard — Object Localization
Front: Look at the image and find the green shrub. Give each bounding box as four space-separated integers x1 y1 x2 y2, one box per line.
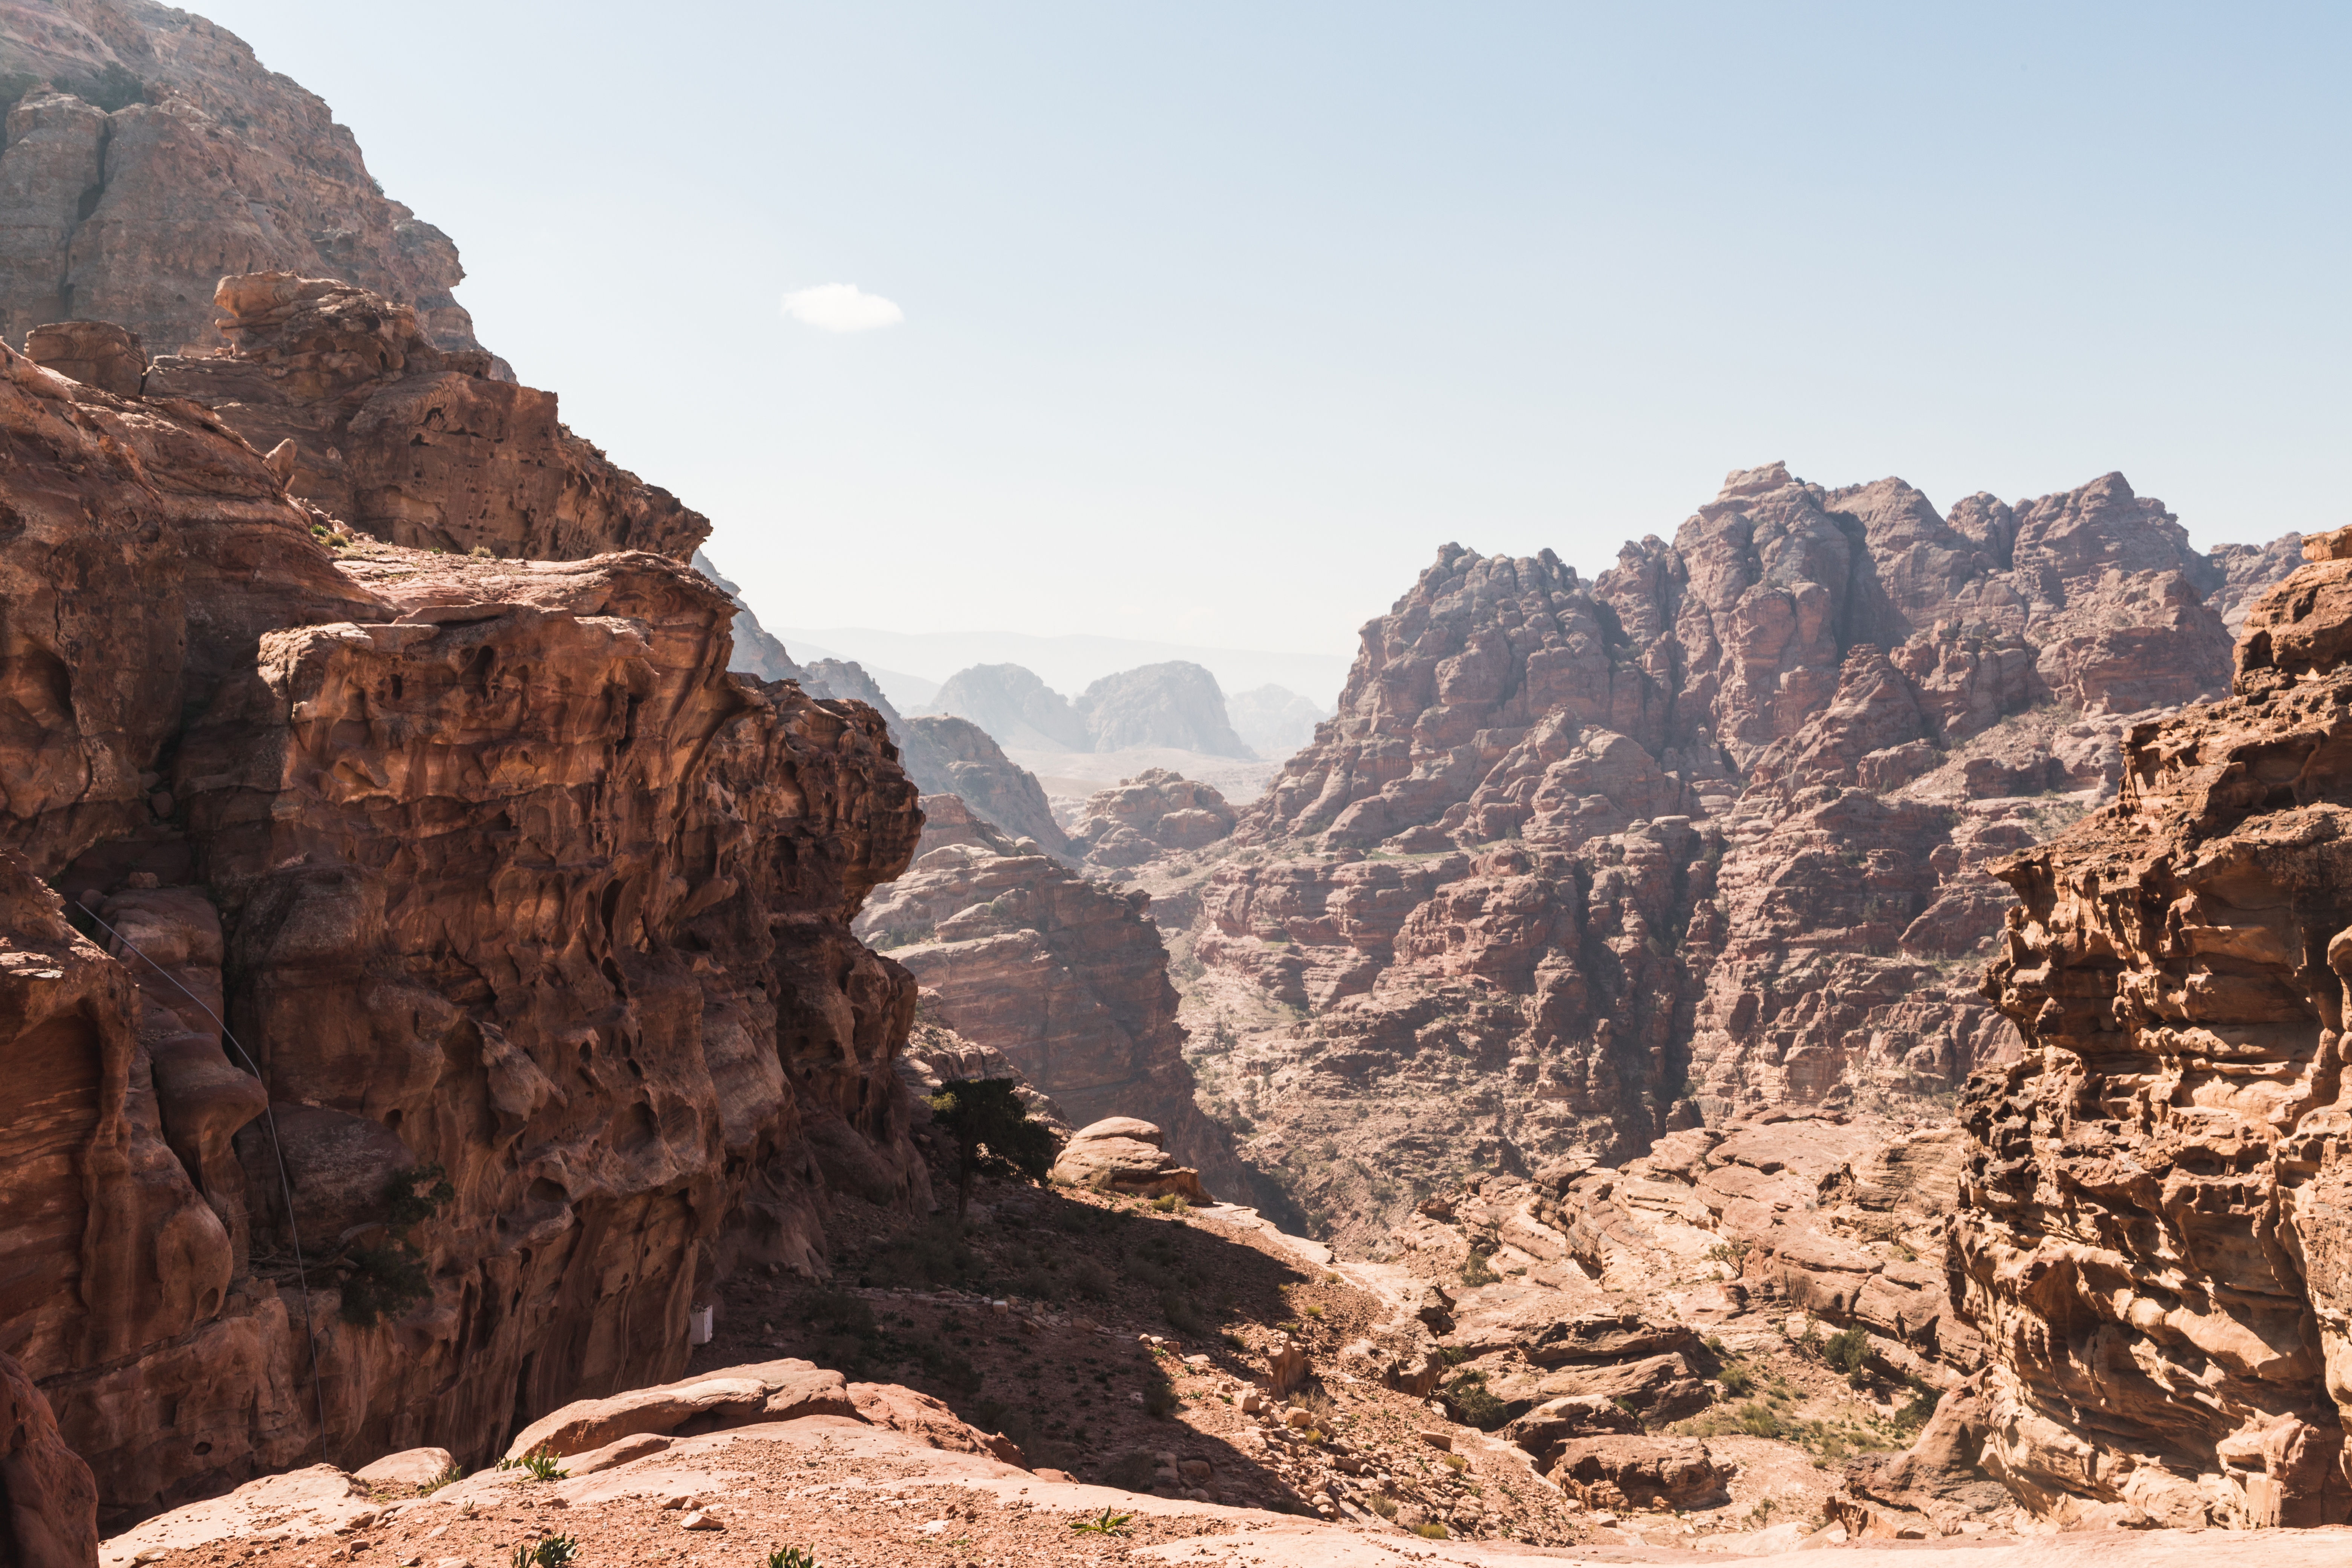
511 1534 576 1568
1414 1521 1450 1539
1459 1251 1501 1287
929 1079 1057 1220
339 1241 432 1328
1735 1402 1782 1438
1441 1367 1509 1431
1718 1364 1754 1396
1823 1326 1872 1377
770 1549 822 1568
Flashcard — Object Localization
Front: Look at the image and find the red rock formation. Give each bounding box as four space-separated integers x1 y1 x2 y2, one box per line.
0 3 485 356
0 344 927 1521
0 1349 98 1568
1067 768 1236 869
1958 525 2352 1527
138 274 706 562
854 799 1246 1198
1183 463 2298 1247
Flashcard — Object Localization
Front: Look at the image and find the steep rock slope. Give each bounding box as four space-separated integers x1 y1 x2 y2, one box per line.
0 0 485 355
138 273 704 561
1180 464 2298 1248
854 800 1250 1201
1067 768 1237 870
0 343 926 1520
1960 526 2352 1529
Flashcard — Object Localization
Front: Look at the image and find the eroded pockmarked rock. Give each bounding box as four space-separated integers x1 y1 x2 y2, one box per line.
1954 524 2352 1529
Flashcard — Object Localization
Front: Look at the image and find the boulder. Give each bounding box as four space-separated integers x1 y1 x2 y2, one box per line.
504 1361 856 1459
1049 1119 1213 1204
1548 1436 1727 1510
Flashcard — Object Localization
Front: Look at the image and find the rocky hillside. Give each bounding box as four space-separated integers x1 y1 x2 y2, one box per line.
853 799 1252 1204
0 0 485 357
1166 463 2300 1250
0 308 933 1525
1960 525 2352 1529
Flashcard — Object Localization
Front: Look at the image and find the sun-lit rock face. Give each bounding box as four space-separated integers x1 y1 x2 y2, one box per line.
0 343 927 1520
1177 463 2298 1252
1961 525 2352 1529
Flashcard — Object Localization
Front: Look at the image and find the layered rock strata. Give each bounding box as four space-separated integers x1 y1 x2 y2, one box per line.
1181 464 2298 1245
140 273 706 561
854 800 1246 1198
0 343 926 1520
0 1 486 355
1957 525 2352 1528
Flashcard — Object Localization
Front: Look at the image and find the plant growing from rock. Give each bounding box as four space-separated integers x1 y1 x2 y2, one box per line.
511 1535 576 1568
1069 1506 1133 1536
339 1162 455 1327
769 1550 821 1568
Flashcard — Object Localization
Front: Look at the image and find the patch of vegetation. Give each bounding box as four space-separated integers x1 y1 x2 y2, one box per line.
1822 1325 1873 1379
1441 1367 1510 1431
418 1460 463 1495
338 1163 455 1328
769 1549 822 1568
1070 1506 1133 1536
497 1447 568 1482
1414 1520 1450 1539
1459 1250 1501 1287
929 1078 1056 1220
511 1537 576 1568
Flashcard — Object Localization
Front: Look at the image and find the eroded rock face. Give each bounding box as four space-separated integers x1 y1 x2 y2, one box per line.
853 807 1244 1197
0 1348 99 1568
1067 769 1236 869
142 273 706 562
898 717 1070 855
0 5 485 356
1048 1117 1213 1204
1958 526 2352 1528
0 345 927 1519
1181 463 2298 1248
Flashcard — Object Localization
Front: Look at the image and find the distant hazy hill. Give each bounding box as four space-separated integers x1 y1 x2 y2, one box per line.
775 625 1348 712
1226 684 1329 760
1076 662 1253 758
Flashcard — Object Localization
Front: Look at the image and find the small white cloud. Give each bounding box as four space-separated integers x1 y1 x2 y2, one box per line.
781 283 904 333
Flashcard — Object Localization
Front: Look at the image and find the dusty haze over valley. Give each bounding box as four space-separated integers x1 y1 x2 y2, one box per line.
0 3 2345 1565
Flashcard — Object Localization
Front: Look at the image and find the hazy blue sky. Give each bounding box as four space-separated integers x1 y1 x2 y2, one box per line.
195 2 2347 664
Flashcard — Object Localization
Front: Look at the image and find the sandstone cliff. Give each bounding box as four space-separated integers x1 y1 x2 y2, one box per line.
1957 525 2352 1528
1176 464 2298 1249
854 798 1251 1202
0 339 927 1523
0 0 485 357
133 273 705 561
1067 768 1237 870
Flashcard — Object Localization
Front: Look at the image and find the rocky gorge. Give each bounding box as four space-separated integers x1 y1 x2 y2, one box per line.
2 0 2349 1555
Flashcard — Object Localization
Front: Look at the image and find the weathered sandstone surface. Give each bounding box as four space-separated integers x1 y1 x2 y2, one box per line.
1067 768 1237 870
0 2 486 356
854 800 1248 1199
135 273 705 561
0 339 927 1522
1953 525 2352 1528
1173 464 2299 1250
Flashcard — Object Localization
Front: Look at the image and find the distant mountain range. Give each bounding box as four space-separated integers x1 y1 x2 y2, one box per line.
773 626 1352 714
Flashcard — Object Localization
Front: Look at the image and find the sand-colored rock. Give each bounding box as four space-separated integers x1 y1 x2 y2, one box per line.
1050 1118 1213 1204
505 1361 856 1460
22 318 142 394
1951 525 2352 1527
348 1447 453 1491
1069 769 1237 869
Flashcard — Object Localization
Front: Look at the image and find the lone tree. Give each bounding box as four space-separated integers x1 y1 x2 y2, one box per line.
927 1078 1056 1221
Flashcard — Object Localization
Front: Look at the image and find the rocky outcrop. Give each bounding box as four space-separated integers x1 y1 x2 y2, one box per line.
1075 661 1253 757
1182 464 2299 1246
1955 525 2352 1528
1227 684 1328 762
0 342 928 1520
853 811 1245 1197
1067 769 1236 869
899 717 1071 854
0 1349 98 1568
1048 1117 1213 1204
141 273 706 561
0 4 485 356
929 663 1089 752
